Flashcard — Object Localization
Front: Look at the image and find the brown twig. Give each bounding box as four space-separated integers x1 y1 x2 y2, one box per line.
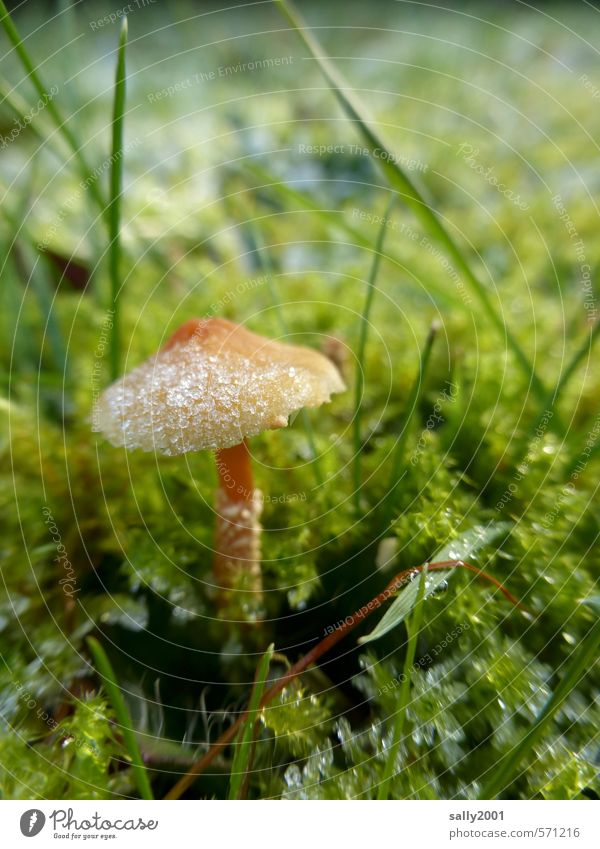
164 558 522 799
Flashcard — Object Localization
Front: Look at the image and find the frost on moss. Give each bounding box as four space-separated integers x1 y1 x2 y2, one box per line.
2 1 600 801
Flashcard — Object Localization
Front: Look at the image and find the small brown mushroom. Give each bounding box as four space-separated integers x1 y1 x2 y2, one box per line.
93 318 345 620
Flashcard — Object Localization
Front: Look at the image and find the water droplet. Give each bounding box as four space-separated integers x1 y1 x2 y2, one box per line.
430 579 449 598
376 537 398 570
521 609 535 622
284 764 302 788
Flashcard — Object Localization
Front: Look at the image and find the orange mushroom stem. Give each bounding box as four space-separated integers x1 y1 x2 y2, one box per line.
213 440 263 620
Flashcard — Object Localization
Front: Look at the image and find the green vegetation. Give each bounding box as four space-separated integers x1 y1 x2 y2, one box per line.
1 1 599 801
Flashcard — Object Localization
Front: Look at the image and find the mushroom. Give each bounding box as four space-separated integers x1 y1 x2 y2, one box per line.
93 317 345 620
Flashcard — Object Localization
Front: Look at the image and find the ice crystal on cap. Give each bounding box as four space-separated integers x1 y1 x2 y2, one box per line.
93 318 346 455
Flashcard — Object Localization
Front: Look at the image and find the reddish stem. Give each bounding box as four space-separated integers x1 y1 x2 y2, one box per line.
213 441 263 619
165 558 523 799
215 441 254 504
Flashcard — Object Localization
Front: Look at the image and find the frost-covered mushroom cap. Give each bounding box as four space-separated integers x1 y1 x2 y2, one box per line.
93 318 346 455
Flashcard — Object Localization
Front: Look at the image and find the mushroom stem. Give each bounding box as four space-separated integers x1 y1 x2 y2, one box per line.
215 440 254 504
213 440 263 620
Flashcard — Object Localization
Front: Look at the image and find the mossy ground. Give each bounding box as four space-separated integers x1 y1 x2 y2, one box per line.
1 1 599 799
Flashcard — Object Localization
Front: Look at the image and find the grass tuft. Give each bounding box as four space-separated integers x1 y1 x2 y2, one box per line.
276 0 546 401
353 193 396 513
380 321 438 529
108 16 128 380
86 636 154 800
0 0 106 212
377 565 429 800
228 643 275 800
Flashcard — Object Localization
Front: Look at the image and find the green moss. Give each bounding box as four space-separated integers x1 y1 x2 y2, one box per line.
2 0 600 800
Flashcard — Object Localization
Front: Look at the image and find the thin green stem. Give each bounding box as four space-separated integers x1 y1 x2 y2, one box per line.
249 222 324 486
0 76 61 153
243 162 469 310
353 194 396 513
86 637 154 800
108 17 127 380
276 0 545 401
0 200 68 376
377 565 428 800
228 643 274 800
381 322 439 529
551 318 600 407
0 0 107 214
519 318 599 465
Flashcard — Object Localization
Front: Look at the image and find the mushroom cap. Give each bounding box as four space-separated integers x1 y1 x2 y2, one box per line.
93 318 346 455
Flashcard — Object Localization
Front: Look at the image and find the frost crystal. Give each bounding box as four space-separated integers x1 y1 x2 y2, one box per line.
93 317 345 454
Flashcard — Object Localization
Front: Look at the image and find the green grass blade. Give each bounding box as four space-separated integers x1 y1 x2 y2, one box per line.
0 76 63 154
519 317 599 460
86 636 154 800
0 0 107 213
228 643 274 800
276 0 545 401
477 603 600 799
108 17 128 380
377 565 428 800
0 198 68 376
359 522 512 644
247 221 324 486
353 194 396 512
2 251 31 375
27 252 68 375
380 322 438 529
242 162 466 310
550 318 600 408
243 163 385 251
359 568 449 647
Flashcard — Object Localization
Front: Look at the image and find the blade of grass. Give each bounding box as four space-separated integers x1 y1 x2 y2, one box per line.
1 251 31 374
86 636 153 800
548 317 600 411
276 0 545 401
477 604 600 799
353 193 396 513
380 321 438 529
360 522 514 645
518 317 599 464
0 196 68 375
0 80 168 305
23 249 68 375
242 162 465 309
57 0 81 115
0 0 107 213
377 565 428 800
248 220 324 486
0 76 66 156
228 643 274 800
108 16 127 380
